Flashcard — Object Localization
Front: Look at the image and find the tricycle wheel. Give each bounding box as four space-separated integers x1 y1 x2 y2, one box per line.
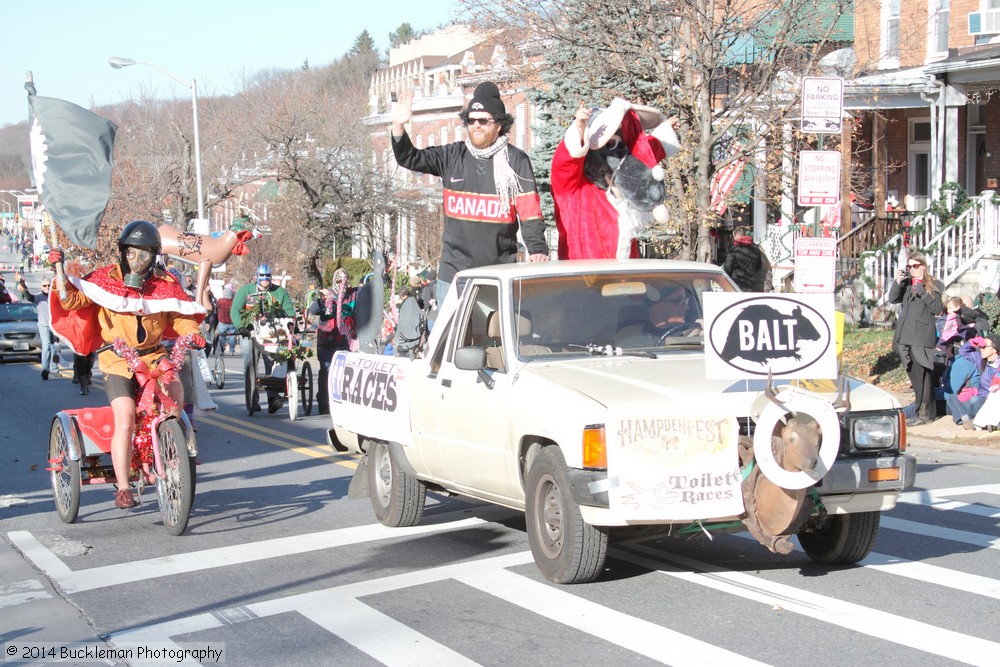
213 354 226 389
525 446 608 584
244 362 259 416
287 370 299 421
300 361 314 416
367 440 425 527
798 510 880 564
155 419 194 536
48 417 80 523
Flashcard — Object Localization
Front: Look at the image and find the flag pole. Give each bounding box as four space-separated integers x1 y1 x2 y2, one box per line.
45 210 67 299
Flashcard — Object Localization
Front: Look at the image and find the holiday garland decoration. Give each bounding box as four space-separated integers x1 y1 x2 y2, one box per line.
112 334 195 475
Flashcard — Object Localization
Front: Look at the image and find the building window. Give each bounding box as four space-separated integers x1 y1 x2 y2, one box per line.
885 0 901 59
931 0 949 55
909 119 932 205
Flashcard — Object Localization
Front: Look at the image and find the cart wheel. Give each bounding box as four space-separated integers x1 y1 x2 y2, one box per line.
245 362 259 416
213 354 226 389
155 419 194 536
287 370 299 421
48 416 80 524
301 361 314 416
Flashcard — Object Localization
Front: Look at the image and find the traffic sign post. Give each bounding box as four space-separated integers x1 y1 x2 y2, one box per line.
801 77 844 133
793 237 837 293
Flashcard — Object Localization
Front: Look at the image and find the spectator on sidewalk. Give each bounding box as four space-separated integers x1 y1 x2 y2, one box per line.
36 278 60 380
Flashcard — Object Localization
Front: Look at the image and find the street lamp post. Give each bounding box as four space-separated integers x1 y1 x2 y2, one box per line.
108 57 205 224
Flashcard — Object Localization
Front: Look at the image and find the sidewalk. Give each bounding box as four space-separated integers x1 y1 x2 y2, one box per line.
0 535 115 659
889 389 1000 450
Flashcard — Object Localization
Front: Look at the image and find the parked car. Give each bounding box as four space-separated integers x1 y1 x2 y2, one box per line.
0 302 42 361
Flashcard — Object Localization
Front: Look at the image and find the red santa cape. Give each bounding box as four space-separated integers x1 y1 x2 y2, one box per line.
552 99 678 260
49 266 206 356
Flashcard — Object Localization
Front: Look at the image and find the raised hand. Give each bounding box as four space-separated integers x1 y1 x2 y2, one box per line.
391 89 414 135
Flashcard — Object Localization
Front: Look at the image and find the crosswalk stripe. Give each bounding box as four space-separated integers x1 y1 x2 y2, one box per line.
898 484 1000 503
458 567 768 666
7 509 510 594
730 532 1000 601
880 516 1000 550
903 498 1000 517
296 596 480 666
618 543 1000 666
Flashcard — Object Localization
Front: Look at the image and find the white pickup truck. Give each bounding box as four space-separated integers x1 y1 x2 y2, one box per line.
326 260 916 584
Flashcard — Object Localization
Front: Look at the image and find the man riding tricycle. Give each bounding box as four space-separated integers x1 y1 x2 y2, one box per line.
46 221 206 527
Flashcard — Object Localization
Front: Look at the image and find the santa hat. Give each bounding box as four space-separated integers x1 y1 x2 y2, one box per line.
564 97 679 163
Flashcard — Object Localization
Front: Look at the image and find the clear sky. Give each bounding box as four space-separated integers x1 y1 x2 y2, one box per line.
2 0 462 128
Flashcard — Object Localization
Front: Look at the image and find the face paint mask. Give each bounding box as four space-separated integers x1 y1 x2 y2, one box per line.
124 247 154 289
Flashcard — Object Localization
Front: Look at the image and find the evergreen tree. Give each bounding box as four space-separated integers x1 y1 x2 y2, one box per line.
349 30 378 59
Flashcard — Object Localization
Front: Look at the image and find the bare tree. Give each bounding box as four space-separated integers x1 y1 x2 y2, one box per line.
463 0 855 261
227 50 392 286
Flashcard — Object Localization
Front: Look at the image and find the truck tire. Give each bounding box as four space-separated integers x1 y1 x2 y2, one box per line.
525 446 608 584
368 440 426 527
798 510 880 564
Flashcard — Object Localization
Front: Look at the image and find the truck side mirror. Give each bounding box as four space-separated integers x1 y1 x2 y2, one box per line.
455 346 495 389
455 346 487 370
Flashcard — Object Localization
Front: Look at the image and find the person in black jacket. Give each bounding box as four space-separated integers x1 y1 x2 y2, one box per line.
722 227 770 292
391 82 549 309
888 251 944 426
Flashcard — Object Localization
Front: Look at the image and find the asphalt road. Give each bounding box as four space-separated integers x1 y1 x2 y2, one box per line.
1 240 998 666
1 347 998 666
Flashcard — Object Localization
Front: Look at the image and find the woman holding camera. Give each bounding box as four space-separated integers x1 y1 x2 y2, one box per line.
888 251 944 426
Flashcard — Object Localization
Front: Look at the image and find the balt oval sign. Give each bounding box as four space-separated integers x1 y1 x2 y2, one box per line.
704 294 835 379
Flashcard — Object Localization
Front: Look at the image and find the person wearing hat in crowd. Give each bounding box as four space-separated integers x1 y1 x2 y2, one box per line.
391 82 549 309
36 276 61 380
946 333 1000 430
231 263 296 413
47 221 206 509
723 226 771 292
309 269 359 414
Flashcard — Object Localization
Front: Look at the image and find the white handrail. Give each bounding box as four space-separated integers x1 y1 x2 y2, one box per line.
858 192 1000 306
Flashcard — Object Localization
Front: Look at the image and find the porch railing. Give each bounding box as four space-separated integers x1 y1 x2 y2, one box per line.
860 192 1000 305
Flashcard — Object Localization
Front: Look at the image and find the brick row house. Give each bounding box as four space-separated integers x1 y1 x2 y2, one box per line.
847 0 1000 215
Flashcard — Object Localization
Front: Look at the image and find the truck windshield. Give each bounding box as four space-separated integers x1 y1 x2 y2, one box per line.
511 270 737 358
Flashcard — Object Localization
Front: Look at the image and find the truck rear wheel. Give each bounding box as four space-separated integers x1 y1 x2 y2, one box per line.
368 440 425 527
798 510 880 564
525 446 608 584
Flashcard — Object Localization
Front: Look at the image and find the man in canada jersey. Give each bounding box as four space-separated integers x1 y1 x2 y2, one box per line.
391 81 549 307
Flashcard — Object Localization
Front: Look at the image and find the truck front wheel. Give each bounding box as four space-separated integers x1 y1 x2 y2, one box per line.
798 510 880 564
525 446 608 584
368 440 426 527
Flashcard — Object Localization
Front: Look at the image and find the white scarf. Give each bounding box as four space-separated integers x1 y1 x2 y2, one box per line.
465 135 522 215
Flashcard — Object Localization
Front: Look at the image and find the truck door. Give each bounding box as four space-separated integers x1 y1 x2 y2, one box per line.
419 281 519 502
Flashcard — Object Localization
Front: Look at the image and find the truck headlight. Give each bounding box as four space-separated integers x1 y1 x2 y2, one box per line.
852 415 897 450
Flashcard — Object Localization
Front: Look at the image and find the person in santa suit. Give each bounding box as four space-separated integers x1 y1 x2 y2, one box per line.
552 98 680 259
48 220 206 509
